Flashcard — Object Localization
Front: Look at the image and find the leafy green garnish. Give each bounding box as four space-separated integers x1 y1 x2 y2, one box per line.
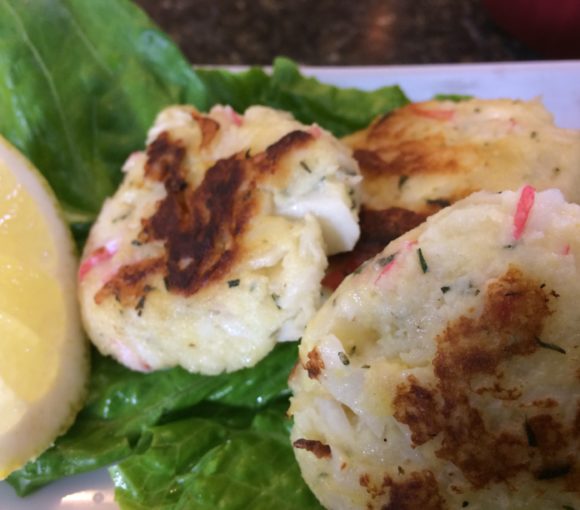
433 93 472 102
111 406 322 510
0 0 208 217
8 343 297 496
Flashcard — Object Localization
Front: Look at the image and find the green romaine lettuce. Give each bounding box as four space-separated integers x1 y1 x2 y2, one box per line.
0 0 410 508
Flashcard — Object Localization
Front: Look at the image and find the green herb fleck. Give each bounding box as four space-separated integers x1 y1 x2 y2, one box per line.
271 293 282 309
462 502 470 508
530 131 538 139
338 352 350 366
378 253 396 267
135 295 146 316
535 336 566 354
131 239 142 247
111 212 130 224
554 167 561 174
300 160 312 173
398 175 409 189
397 466 405 475
361 364 370 369
441 286 450 294
503 244 516 249
228 279 240 288
417 248 428 273
562 505 575 510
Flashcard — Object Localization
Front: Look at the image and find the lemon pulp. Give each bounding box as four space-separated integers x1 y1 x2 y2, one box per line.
0 136 88 479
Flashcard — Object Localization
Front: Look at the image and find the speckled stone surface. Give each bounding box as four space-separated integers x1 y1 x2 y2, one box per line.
135 0 538 66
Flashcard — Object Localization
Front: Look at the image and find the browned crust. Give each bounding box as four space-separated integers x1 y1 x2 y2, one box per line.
392 266 579 491
305 347 325 380
393 375 441 446
346 103 471 180
95 129 313 306
357 470 444 510
191 111 220 148
94 257 164 307
143 132 186 182
293 438 332 459
383 470 444 510
323 206 427 289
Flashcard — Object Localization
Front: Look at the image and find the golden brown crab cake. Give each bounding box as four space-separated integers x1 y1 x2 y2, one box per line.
78 105 360 374
290 187 580 510
323 98 580 290
345 98 580 213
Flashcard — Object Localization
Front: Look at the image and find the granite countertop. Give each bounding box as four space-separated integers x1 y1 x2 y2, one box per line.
135 0 539 66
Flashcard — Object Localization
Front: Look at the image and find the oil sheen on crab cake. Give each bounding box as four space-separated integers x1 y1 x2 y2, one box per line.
78 105 360 374
290 187 580 510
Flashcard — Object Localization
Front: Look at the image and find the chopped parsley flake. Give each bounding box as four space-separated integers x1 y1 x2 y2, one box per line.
417 248 428 273
338 352 350 365
398 175 409 189
441 286 450 293
227 279 240 288
378 253 396 267
271 293 282 309
300 160 312 173
535 336 566 354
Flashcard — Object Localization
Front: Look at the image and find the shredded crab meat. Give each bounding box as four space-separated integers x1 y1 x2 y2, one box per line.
512 185 536 240
374 240 417 284
308 124 323 138
410 104 455 121
78 240 119 281
210 104 243 126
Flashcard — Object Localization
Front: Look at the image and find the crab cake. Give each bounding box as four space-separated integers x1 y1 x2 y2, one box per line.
78 105 360 374
290 187 580 510
345 98 580 213
323 98 580 289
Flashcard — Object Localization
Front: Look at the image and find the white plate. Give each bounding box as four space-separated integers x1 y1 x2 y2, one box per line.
2 60 580 510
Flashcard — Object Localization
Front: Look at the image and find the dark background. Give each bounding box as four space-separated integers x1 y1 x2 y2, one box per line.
135 0 541 66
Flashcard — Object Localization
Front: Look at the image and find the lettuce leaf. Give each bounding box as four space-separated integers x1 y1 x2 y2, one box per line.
197 58 409 137
0 0 410 508
0 0 209 216
7 343 296 496
111 404 322 510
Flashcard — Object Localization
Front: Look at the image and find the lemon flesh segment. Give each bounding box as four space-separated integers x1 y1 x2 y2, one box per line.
0 152 58 273
0 135 88 480
0 311 57 403
0 257 62 402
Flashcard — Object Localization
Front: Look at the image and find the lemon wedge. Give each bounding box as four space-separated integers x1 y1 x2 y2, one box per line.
0 135 88 479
